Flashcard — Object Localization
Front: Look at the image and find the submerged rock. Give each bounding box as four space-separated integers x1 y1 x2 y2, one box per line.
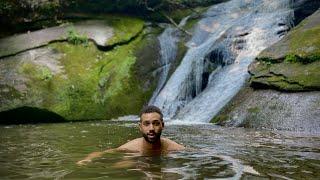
249 10 320 91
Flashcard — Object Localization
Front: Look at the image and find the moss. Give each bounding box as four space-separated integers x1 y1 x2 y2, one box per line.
5 28 154 121
288 25 320 57
247 107 260 113
284 53 319 64
284 54 299 63
251 34 320 92
47 29 154 120
183 17 199 31
105 15 144 46
210 114 228 124
19 63 54 84
169 9 194 23
0 85 23 103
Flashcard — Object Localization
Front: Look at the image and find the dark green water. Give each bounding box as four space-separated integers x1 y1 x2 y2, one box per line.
0 121 319 179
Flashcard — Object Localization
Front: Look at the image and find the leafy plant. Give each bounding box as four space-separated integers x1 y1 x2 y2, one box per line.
66 28 88 46
285 53 319 64
40 68 53 81
284 54 298 63
0 1 12 14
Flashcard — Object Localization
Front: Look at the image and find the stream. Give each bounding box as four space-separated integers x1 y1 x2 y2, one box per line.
1 121 319 179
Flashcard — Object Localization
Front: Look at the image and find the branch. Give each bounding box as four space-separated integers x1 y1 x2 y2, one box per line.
140 0 192 36
159 12 192 36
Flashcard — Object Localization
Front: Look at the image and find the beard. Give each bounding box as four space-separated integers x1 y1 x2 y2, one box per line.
142 131 162 144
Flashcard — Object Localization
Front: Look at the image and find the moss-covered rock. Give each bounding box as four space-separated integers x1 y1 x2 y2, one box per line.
250 10 320 91
0 17 161 123
0 16 145 58
211 85 320 134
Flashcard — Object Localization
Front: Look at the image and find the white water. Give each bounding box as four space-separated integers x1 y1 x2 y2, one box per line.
153 0 294 123
149 16 190 104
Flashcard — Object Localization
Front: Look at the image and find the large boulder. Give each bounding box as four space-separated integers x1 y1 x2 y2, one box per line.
212 10 320 133
0 15 161 123
212 86 320 134
249 10 320 91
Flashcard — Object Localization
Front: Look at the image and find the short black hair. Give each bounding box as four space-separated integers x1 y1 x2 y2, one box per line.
139 105 163 121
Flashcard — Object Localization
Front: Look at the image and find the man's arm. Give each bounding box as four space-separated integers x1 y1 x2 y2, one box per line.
76 139 140 165
76 149 115 165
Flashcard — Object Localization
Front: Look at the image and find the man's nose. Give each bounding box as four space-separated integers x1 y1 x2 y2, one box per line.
149 124 155 130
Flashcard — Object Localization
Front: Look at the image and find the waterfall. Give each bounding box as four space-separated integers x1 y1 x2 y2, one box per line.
149 16 190 104
153 0 295 123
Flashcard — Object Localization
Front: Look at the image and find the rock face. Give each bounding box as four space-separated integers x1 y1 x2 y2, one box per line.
213 10 320 133
0 15 161 123
213 86 320 134
249 10 320 91
0 20 114 58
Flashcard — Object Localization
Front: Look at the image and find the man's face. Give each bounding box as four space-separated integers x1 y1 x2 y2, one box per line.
139 112 164 144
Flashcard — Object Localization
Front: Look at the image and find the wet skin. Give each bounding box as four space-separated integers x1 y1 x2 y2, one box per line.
139 112 164 144
77 112 185 165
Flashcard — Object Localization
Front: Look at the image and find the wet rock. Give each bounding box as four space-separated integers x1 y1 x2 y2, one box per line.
212 86 320 134
250 10 320 91
0 18 160 123
0 20 114 58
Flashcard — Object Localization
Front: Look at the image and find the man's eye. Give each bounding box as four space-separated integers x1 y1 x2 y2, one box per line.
153 122 160 126
143 122 150 126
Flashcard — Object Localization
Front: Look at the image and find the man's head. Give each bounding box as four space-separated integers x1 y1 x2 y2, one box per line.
139 105 164 144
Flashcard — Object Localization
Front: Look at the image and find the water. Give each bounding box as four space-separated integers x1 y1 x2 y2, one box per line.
153 0 295 122
1 121 319 179
149 16 190 105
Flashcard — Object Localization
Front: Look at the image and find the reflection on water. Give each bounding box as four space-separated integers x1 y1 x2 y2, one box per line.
0 121 319 179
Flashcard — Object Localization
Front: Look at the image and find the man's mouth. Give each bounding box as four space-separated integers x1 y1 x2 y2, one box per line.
147 133 156 139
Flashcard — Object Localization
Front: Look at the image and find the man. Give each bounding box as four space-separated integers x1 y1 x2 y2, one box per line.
77 105 185 165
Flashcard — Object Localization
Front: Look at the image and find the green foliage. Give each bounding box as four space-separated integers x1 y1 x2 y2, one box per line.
210 114 228 123
285 54 319 64
38 1 60 17
66 28 88 46
39 67 53 81
285 54 299 63
0 1 12 14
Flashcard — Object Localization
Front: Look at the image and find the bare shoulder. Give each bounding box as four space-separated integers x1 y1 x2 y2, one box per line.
162 138 185 151
116 138 142 152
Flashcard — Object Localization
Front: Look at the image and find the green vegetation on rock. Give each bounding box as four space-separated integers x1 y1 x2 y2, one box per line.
257 10 320 62
250 10 320 91
1 27 159 122
66 28 89 46
105 15 144 46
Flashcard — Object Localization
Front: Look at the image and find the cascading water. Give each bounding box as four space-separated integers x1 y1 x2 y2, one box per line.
153 0 295 123
149 16 190 104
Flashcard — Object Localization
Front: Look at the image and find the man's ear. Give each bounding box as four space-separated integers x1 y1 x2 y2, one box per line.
138 122 142 131
162 121 164 127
